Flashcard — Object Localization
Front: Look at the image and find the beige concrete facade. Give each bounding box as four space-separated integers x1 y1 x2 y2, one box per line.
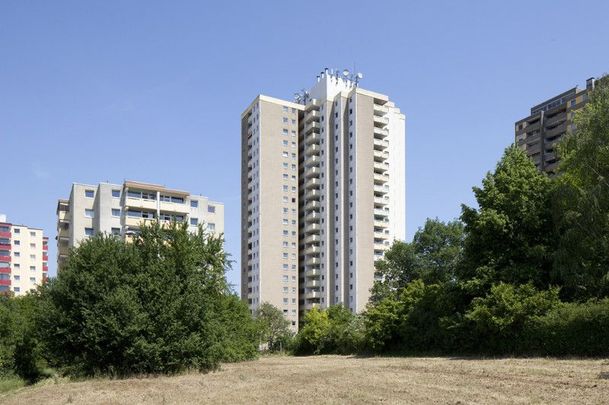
242 96 303 330
515 77 597 174
57 181 224 271
242 70 406 327
0 214 48 296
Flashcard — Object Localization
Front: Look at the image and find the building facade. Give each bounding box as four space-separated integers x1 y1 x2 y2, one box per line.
57 181 224 271
0 214 49 296
242 70 406 328
515 77 597 174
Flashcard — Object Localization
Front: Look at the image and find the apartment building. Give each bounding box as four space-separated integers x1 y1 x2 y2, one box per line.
515 77 597 174
0 214 49 296
242 69 406 328
57 181 224 271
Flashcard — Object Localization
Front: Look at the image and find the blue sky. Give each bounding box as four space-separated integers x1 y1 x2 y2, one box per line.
1 1 608 289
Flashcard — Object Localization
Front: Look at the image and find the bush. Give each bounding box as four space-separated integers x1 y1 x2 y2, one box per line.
525 299 609 356
462 283 559 354
38 223 258 376
293 306 364 355
0 294 45 383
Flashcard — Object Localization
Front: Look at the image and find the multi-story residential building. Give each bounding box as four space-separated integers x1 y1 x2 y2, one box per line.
0 214 49 296
515 77 597 174
57 181 224 271
242 69 406 328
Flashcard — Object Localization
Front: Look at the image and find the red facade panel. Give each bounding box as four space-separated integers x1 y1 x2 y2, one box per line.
0 231 11 239
0 256 11 263
0 279 11 286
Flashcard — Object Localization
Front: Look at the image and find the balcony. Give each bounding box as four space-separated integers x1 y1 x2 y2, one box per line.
304 257 320 267
305 110 321 123
374 173 389 184
0 279 11 286
304 177 321 191
305 290 321 299
125 197 157 211
43 265 49 272
374 208 389 218
304 223 321 234
374 126 389 138
0 256 11 263
373 185 389 194
373 104 388 115
304 132 321 146
374 161 389 173
305 201 321 214
374 196 388 205
304 167 321 180
159 201 190 215
303 245 320 256
0 244 11 251
373 150 389 161
304 155 320 168
373 139 389 150
306 279 321 288
0 231 10 239
374 220 389 229
306 99 320 111
303 234 320 245
374 242 389 251
304 121 321 135
374 115 389 126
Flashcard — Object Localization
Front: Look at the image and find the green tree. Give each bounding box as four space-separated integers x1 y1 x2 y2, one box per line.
460 146 554 289
255 302 292 352
38 222 257 376
371 219 463 302
413 218 464 284
293 307 330 355
553 76 609 300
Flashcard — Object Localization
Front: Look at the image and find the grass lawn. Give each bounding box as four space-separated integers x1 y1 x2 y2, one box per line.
1 355 609 404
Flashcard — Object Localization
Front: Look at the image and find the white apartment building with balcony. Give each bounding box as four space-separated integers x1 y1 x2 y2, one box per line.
57 181 224 271
241 69 406 328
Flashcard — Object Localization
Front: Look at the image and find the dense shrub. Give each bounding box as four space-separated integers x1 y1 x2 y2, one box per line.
37 223 257 376
525 299 609 356
293 306 364 355
0 294 44 383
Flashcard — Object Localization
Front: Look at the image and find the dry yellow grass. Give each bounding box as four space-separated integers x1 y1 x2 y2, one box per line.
2 355 609 404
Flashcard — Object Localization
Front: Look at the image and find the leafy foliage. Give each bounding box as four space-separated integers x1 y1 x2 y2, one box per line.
38 223 257 376
255 302 292 352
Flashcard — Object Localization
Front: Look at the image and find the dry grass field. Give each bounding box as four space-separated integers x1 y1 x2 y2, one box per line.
2 355 609 404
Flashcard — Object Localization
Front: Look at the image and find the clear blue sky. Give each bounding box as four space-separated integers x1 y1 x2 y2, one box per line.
1 1 608 289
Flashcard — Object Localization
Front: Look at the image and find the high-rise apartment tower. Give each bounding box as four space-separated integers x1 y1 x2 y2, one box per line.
57 180 224 271
515 77 597 174
241 69 406 328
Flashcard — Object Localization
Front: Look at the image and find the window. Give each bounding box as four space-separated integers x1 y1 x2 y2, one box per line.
85 228 94 237
29 254 35 259
85 209 94 218
112 189 121 198
190 218 198 226
13 287 20 293
190 200 198 208
111 228 121 236
208 223 215 231
14 252 20 257
111 209 120 217
0 250 9 257
13 228 19 234
30 277 35 282
30 243 35 248
30 231 35 237
85 189 94 198
14 275 20 281
208 205 216 213
29 266 35 271
0 226 9 232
